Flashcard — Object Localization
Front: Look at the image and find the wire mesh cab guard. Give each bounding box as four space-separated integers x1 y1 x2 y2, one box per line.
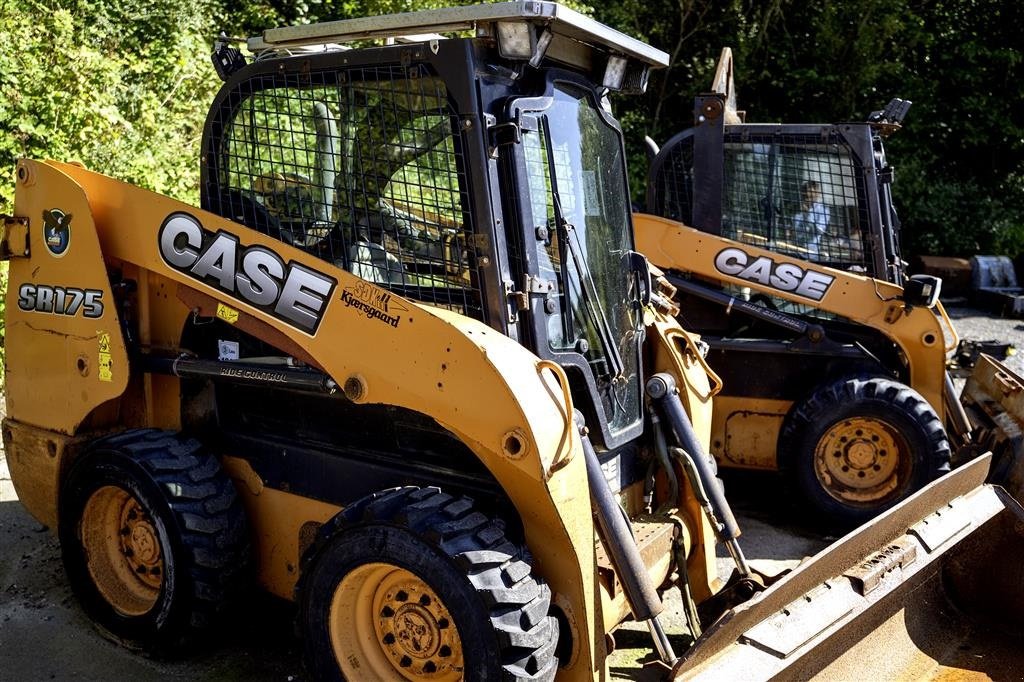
203 61 484 319
648 117 903 284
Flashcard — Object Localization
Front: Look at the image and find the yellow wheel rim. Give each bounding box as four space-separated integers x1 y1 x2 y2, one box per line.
814 417 911 505
329 563 464 681
80 485 163 616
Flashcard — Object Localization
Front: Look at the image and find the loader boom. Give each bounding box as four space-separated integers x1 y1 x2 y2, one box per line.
634 213 953 426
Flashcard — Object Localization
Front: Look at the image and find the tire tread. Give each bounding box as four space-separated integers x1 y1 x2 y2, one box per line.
302 486 558 682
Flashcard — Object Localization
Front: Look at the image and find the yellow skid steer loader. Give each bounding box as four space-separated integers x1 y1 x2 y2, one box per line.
3 6 1024 680
637 48 992 527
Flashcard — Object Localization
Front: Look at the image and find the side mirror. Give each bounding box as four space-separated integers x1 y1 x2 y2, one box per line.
904 274 942 309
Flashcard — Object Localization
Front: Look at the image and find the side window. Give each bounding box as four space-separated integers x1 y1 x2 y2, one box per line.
213 66 481 318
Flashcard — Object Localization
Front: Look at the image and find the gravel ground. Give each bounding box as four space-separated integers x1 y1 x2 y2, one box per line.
2 305 1022 680
946 303 1024 384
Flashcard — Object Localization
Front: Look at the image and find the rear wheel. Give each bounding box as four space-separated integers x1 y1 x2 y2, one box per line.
58 429 249 653
298 487 559 681
780 377 951 527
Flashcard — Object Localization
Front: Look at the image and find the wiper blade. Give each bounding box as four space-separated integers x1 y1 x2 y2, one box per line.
559 220 625 382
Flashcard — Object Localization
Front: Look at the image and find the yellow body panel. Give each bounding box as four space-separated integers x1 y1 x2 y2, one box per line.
634 213 949 421
6 162 130 434
1 419 89 527
221 455 342 598
711 396 790 470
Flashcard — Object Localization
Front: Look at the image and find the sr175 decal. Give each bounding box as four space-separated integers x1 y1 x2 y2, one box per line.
18 284 104 318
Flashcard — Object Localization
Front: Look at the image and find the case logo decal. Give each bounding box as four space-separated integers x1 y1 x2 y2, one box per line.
158 212 336 334
714 247 835 301
43 208 72 257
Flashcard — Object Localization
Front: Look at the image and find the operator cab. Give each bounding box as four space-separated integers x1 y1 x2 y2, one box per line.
648 93 911 287
200 2 668 449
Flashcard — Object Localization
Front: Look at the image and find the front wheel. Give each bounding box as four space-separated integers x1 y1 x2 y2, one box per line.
58 429 249 653
298 487 559 681
780 377 951 528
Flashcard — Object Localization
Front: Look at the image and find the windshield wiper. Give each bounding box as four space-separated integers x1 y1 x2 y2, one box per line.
559 219 625 382
540 119 624 383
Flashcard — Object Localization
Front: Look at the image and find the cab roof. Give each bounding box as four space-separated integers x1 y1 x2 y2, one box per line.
246 2 669 69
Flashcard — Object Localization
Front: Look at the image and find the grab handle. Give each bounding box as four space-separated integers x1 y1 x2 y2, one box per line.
537 359 575 474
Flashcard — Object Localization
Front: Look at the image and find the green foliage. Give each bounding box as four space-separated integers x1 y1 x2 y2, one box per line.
595 0 1024 260
0 0 221 212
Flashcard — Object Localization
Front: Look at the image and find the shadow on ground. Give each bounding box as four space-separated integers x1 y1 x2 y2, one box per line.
0 495 301 681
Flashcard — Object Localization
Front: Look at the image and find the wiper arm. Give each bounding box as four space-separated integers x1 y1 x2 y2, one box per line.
559 220 625 382
539 118 624 382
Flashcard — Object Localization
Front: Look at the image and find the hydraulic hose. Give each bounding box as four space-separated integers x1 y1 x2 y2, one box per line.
577 412 677 664
646 373 751 577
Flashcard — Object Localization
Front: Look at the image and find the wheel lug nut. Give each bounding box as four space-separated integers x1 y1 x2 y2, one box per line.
395 590 408 602
438 618 449 629
381 606 395 618
857 471 866 478
399 655 412 668
439 645 452 657
424 662 438 673
383 633 396 644
419 594 431 606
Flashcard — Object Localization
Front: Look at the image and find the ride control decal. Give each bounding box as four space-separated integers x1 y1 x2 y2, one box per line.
158 212 336 335
714 247 835 302
43 208 72 257
18 284 104 318
341 281 407 328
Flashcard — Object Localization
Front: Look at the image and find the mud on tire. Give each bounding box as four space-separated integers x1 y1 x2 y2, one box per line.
58 429 250 653
779 376 951 528
298 486 560 681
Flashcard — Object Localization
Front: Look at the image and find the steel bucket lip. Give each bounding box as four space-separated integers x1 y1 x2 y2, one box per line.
674 454 1022 677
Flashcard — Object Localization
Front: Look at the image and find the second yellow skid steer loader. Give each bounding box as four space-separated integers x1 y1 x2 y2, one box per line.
3 5 1024 680
637 49 983 526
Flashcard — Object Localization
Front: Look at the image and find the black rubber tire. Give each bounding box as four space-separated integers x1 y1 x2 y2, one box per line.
298 486 559 681
779 376 952 527
58 429 249 653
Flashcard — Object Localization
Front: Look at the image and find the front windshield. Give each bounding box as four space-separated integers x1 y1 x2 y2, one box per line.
523 83 641 438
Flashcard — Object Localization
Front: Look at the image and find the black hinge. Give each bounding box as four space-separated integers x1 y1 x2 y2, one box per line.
878 165 895 185
487 112 538 157
212 33 247 82
504 276 556 318
488 121 522 152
